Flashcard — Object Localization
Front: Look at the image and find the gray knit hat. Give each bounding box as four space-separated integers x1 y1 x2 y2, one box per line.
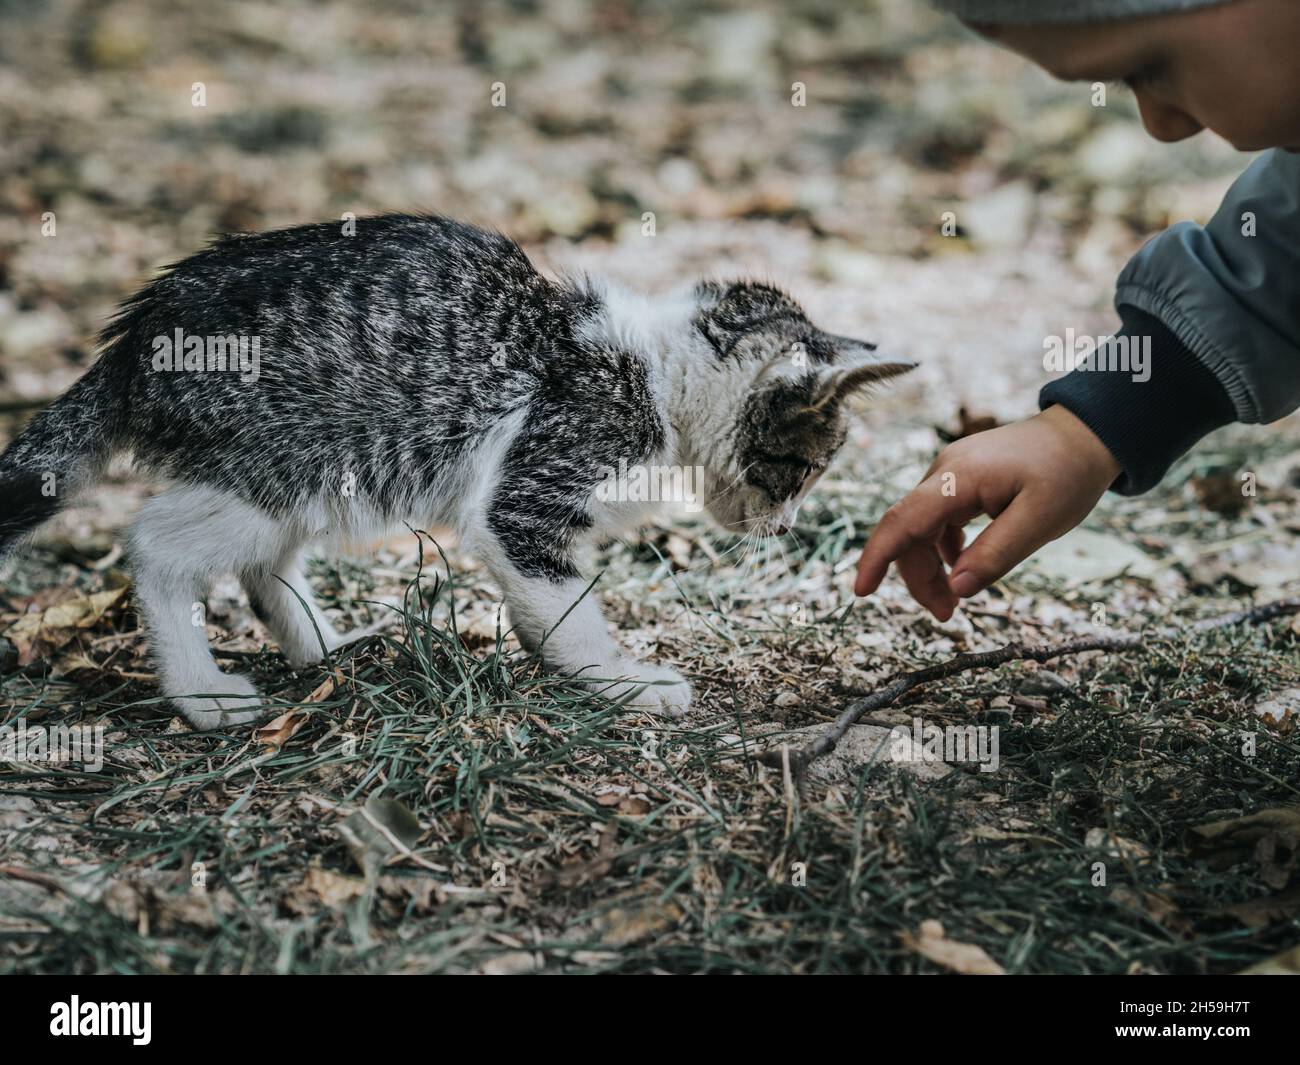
931 0 1234 23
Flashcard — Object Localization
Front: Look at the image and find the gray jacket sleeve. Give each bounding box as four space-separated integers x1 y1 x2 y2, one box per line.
1039 148 1300 494
1115 147 1300 424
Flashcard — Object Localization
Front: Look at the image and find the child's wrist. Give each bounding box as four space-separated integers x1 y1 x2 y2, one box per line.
1038 308 1237 496
1038 403 1122 481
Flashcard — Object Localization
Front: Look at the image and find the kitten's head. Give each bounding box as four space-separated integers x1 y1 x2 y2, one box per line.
689 280 915 536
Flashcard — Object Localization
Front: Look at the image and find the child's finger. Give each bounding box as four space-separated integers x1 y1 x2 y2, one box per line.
895 541 958 620
853 477 958 596
937 524 965 567
947 495 1051 598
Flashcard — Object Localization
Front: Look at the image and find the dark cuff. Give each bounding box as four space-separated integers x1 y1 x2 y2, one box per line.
1038 306 1237 496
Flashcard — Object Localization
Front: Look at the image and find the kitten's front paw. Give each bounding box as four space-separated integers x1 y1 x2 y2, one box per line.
604 662 692 719
173 674 266 731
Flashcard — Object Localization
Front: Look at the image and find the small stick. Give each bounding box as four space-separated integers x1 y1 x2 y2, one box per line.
760 596 1300 780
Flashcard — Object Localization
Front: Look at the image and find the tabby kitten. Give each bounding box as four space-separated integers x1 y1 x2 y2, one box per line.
0 215 913 728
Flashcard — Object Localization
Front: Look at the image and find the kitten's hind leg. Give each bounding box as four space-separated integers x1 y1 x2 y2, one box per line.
129 486 283 731
242 549 345 667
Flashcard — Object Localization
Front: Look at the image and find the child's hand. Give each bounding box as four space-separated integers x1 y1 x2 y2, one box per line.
854 404 1121 619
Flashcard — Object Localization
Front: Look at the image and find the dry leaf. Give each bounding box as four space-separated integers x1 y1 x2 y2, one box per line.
254 711 308 751
4 586 127 665
1192 470 1251 518
1225 888 1300 928
1187 807 1300 889
1110 886 1188 933
254 669 346 749
304 667 346 703
337 796 424 878
901 919 1004 975
936 406 1000 443
300 867 367 909
594 897 683 947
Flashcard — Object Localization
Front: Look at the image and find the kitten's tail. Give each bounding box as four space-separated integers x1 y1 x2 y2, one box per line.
0 358 126 560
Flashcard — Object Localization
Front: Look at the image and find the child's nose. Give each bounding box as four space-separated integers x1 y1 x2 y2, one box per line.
1133 91 1204 143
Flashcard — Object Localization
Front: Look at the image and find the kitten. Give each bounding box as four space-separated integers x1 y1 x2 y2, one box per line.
0 215 913 729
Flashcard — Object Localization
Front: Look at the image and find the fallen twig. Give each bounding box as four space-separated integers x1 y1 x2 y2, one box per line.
760 596 1300 781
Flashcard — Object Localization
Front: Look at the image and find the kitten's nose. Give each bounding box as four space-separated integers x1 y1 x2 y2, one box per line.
773 522 790 536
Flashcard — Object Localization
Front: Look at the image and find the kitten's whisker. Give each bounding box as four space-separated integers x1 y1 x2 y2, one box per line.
717 460 759 497
770 529 795 588
656 526 759 577
723 524 759 586
742 527 767 591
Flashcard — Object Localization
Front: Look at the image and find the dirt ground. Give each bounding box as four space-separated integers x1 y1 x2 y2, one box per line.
1 0 1298 974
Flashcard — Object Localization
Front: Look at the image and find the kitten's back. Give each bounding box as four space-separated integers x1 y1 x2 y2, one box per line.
110 215 593 513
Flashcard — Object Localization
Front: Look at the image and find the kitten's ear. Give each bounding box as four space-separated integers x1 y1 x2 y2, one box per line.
810 337 917 409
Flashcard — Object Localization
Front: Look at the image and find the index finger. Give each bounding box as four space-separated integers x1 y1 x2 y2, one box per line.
853 476 979 597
